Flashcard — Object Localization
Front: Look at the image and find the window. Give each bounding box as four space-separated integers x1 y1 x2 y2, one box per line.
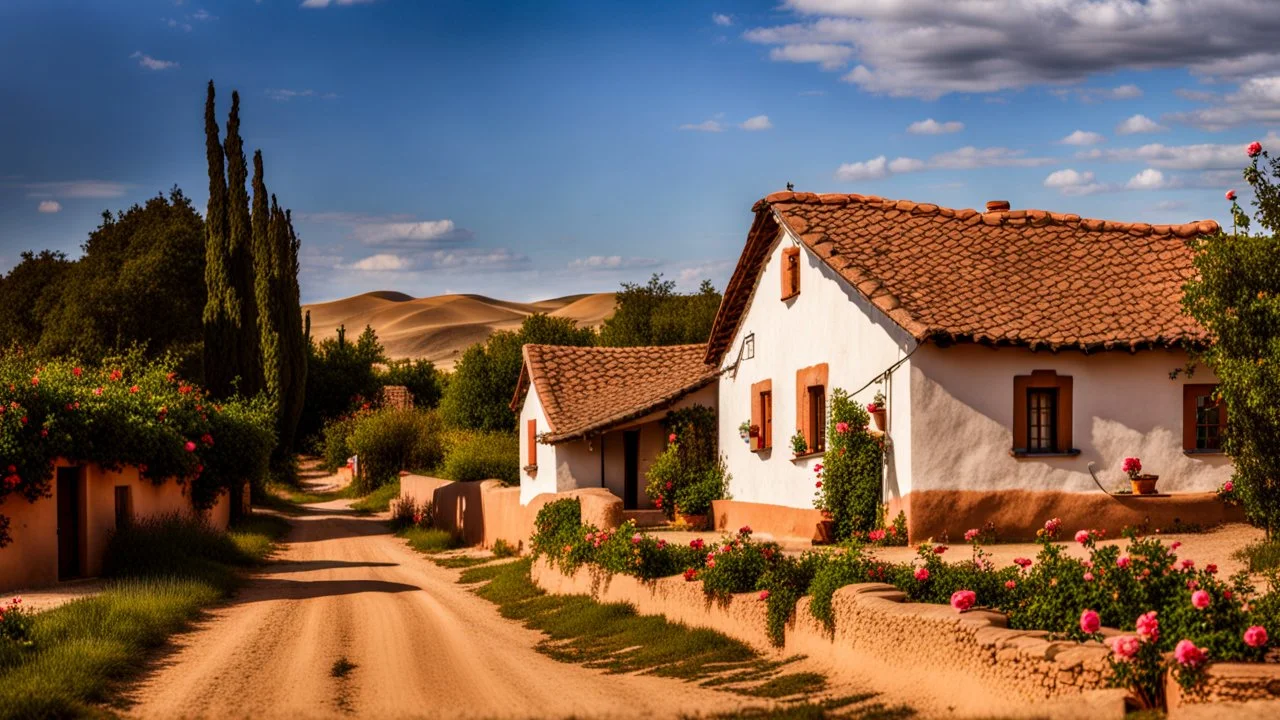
751 379 773 451
781 246 800 300
1183 384 1226 452
1027 388 1058 453
113 486 132 529
1012 370 1074 455
795 363 829 454
526 419 537 466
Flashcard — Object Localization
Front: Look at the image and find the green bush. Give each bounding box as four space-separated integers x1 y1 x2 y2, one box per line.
347 408 446 494
440 430 519 484
379 358 445 408
816 388 884 540
645 405 728 517
321 413 361 472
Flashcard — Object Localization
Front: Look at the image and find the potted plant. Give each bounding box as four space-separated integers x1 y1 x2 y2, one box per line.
790 429 809 456
1124 457 1159 495
812 463 835 543
866 391 887 431
738 420 752 444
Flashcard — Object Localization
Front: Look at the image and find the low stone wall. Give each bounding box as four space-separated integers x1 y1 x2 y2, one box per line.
711 499 824 541
1168 661 1280 709
400 476 622 551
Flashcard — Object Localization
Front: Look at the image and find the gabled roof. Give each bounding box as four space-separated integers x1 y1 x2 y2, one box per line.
515 344 719 443
705 191 1220 364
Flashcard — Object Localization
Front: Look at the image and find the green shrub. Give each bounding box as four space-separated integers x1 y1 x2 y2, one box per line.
492 539 518 558
378 358 445 408
347 408 445 494
321 414 360 472
439 430 519 484
815 389 884 540
645 405 728 517
698 528 780 600
401 527 461 553
102 514 253 589
531 498 583 563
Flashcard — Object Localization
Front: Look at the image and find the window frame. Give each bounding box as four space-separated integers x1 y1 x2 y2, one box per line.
750 379 773 452
1182 384 1226 453
1026 387 1058 454
794 363 829 455
1011 370 1075 456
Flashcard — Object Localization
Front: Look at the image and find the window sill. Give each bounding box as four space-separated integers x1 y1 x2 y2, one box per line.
751 446 772 455
1182 449 1225 456
1008 449 1081 459
791 450 824 462
523 464 538 476
781 291 800 302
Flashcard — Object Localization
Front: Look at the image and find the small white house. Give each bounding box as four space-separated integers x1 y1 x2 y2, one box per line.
703 192 1237 540
513 344 717 509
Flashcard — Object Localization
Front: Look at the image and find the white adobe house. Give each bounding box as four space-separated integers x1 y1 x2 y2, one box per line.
703 191 1238 541
513 344 717 510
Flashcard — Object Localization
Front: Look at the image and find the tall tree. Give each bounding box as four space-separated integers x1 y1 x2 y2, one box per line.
203 81 237 395
597 274 721 347
0 250 71 350
252 151 280 401
278 208 308 463
224 91 263 396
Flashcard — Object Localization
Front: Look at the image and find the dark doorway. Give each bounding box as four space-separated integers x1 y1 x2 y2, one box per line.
57 466 82 581
623 430 640 510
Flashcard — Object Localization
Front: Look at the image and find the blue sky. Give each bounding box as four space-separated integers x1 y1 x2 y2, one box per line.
2 1 1277 303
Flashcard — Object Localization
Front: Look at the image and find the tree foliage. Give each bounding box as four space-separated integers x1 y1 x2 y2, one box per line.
440 313 595 432
598 274 721 347
379 358 445 408
0 250 71 350
300 324 386 441
202 80 237 397
1183 141 1280 537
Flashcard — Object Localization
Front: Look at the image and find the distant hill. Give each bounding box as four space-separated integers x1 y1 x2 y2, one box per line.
303 291 617 370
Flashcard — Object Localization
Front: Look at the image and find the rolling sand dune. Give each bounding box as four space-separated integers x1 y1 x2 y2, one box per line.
304 291 616 370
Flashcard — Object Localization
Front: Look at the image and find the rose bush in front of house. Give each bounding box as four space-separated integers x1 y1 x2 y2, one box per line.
644 405 729 520
0 352 275 546
814 388 883 540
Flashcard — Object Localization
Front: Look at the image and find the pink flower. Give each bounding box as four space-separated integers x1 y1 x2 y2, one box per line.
813 463 823 472
706 558 716 569
868 529 886 542
1043 518 1062 536
1083 572 1095 582
1074 529 1091 545
1224 480 1234 493
1013 557 1033 569
1227 189 1238 201
1122 457 1142 476
1116 556 1130 569
657 539 666 549
1244 626 1268 648
1080 609 1101 634
835 421 849 434
631 533 642 544
1111 635 1141 660
1005 580 1016 589
933 544 948 555
1136 611 1159 641
93 387 103 396
1182 559 1196 570
683 568 697 582
72 367 82 377
1171 541 1182 551
964 528 980 542
1206 563 1218 575
185 441 196 452
668 433 676 443
758 590 770 601
950 590 976 613
1174 639 1207 667
914 567 930 582
1248 141 1263 157
690 538 704 550
1192 590 1211 610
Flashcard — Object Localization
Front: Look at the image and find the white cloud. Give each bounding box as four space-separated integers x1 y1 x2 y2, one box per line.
1116 114 1168 135
425 248 528 271
300 0 375 7
1167 75 1280 130
352 219 458 245
349 254 410 271
1153 199 1190 212
1053 84 1144 103
835 146 1050 182
37 200 61 214
907 118 963 135
887 157 925 173
193 9 214 21
712 13 732 26
768 43 853 70
1059 130 1104 146
130 51 178 71
835 156 890 182
679 119 724 132
743 2 1280 100
1125 168 1172 190
1043 168 1108 196
1076 134 1280 170
740 115 773 131
266 88 317 101
567 256 661 271
164 18 192 31
21 180 128 198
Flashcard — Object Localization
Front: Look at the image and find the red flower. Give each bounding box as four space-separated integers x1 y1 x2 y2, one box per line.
109 369 123 382
166 371 177 382
39 429 48 438
179 385 192 395
1248 141 1263 157
20 416 27 425
185 441 197 452
72 367 82 377
129 385 139 394
1226 189 1238 201
683 568 698 582
668 433 677 443
30 377 38 386
202 433 214 447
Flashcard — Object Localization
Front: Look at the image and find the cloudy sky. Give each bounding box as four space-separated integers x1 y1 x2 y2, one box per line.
1 0 1277 303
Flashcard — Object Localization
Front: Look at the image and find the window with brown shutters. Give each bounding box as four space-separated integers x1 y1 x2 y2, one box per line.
1012 370 1075 455
526 419 537 466
795 363 829 454
781 246 800 300
1183 384 1226 452
750 379 773 452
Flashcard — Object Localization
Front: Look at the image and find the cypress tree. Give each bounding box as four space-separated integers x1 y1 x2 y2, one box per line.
252 151 281 402
274 203 308 465
202 81 236 396
224 92 264 396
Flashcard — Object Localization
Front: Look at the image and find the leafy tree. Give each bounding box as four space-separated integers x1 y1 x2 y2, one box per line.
440 313 595 431
37 190 206 370
299 324 386 441
598 274 721 347
0 250 71 349
1183 140 1280 537
379 358 445 408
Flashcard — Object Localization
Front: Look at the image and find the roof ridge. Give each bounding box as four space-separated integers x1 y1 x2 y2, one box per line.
761 191 1219 239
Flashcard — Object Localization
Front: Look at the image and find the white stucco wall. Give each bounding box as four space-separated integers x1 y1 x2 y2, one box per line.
518 383 562 503
717 224 917 509
910 344 1232 494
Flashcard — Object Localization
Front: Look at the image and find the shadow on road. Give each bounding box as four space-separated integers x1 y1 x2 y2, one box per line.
238 578 420 603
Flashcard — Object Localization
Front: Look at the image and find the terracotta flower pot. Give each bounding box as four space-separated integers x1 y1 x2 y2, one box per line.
1131 474 1160 495
815 519 836 544
677 513 707 530
871 409 887 431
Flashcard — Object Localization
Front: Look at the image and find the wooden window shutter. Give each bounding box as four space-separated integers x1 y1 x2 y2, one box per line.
750 379 773 451
526 419 537 466
794 363 829 453
1012 370 1073 453
781 247 800 300
1183 384 1225 451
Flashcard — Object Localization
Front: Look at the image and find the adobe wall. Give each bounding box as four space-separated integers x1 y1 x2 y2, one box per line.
711 498 825 541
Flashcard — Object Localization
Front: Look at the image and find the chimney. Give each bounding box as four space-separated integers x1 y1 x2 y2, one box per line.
986 200 1011 212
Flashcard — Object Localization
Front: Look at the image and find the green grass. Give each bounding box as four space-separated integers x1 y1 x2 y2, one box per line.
229 514 292 561
431 555 495 569
741 672 828 698
349 480 400 513
401 526 463 554
0 513 288 719
491 538 518 558
699 694 914 720
1234 540 1280 572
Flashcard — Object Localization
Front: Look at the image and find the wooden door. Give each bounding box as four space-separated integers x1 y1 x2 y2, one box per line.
623 430 640 510
57 467 82 580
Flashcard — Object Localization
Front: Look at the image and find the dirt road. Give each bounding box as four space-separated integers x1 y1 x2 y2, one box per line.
124 501 758 720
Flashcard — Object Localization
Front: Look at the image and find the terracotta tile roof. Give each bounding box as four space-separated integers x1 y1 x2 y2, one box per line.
516 344 719 443
705 192 1220 363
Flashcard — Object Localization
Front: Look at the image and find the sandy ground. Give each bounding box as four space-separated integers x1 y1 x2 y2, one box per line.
119 498 778 720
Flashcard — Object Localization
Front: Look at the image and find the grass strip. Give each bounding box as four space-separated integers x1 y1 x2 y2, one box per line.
1234 540 1280 572
0 512 288 719
349 480 400 513
400 527 463 554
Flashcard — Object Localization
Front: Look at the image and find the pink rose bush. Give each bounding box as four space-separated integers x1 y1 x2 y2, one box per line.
1080 609 1101 634
950 590 977 613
